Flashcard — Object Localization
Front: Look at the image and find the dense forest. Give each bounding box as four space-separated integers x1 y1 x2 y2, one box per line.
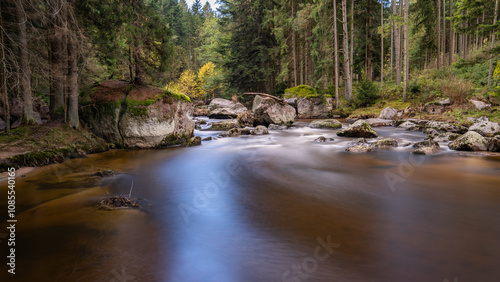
0 0 499 131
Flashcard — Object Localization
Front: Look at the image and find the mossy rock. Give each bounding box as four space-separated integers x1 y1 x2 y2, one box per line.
337 120 378 138
308 119 342 129
372 138 398 148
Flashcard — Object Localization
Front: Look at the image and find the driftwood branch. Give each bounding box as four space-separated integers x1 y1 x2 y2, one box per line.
243 92 286 104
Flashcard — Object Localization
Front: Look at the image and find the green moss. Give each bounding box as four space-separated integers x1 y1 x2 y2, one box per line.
284 85 319 99
162 90 191 103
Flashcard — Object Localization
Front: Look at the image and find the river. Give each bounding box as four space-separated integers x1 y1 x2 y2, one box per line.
1 120 500 282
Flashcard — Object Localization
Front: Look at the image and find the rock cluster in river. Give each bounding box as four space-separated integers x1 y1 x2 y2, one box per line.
308 119 342 129
448 131 488 151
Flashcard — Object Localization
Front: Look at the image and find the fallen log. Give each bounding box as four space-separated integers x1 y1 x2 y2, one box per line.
243 92 286 104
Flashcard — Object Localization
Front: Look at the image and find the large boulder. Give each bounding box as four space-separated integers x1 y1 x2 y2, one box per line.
378 107 397 119
448 131 488 151
337 120 378 138
468 119 500 137
297 97 334 119
81 81 195 148
208 98 247 118
252 96 296 126
308 119 342 129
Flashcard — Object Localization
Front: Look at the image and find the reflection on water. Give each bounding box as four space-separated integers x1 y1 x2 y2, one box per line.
1 121 500 281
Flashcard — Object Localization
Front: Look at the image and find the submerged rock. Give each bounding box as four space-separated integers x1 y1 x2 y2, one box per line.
220 128 252 138
448 131 488 151
413 147 439 155
346 145 372 153
308 119 342 129
349 138 368 145
202 136 213 141
337 120 378 138
413 139 440 149
371 138 398 148
314 136 334 143
251 125 269 135
268 124 289 130
208 98 248 118
252 96 296 126
93 170 119 177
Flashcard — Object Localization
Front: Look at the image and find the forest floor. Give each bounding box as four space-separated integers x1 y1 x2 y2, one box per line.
0 124 110 172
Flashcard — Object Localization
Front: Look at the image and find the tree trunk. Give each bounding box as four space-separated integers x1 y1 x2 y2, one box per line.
334 0 339 108
488 0 499 87
381 0 384 87
366 0 372 81
14 0 34 125
49 0 66 115
292 0 297 86
342 0 352 104
391 0 395 80
0 4 10 132
403 0 409 102
307 22 313 85
437 0 441 71
395 0 401 85
350 0 354 84
442 0 446 72
66 4 79 129
449 0 453 64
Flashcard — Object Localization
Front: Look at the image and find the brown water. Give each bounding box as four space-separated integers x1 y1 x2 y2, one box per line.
1 121 500 282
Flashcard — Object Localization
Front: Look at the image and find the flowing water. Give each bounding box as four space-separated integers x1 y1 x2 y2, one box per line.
1 120 500 282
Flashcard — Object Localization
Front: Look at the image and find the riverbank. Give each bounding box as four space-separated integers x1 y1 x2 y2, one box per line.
0 124 111 172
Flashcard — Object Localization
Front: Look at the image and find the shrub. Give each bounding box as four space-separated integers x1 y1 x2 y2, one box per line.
284 85 318 99
353 80 380 108
439 76 473 105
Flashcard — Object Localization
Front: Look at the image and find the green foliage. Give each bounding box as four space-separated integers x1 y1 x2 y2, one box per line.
353 80 380 108
284 85 319 99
